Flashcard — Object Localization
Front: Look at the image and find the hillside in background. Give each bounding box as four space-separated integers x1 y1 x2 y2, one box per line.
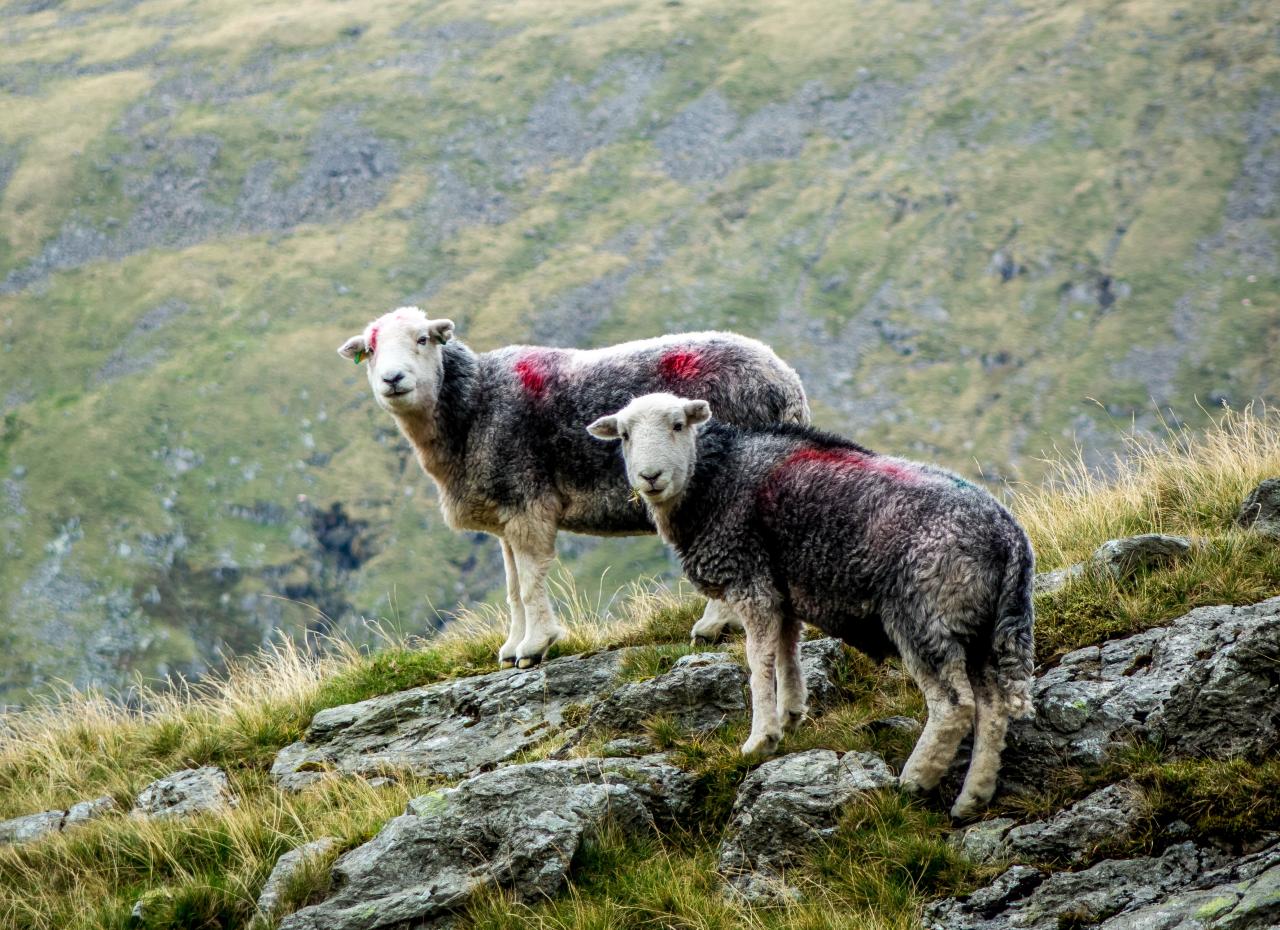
0 0 1276 701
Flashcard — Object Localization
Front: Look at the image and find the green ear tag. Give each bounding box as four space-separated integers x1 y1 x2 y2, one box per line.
354 350 366 365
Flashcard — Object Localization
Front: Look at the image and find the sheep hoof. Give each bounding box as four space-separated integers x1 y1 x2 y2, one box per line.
781 708 808 732
515 655 543 670
740 733 780 759
949 794 986 822
499 658 517 670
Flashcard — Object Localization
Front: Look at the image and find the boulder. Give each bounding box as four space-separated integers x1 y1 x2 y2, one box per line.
1090 533 1193 579
1003 597 1280 789
278 757 693 930
132 767 235 819
584 651 746 737
0 795 118 844
0 810 66 845
256 837 339 921
1238 478 1280 538
272 649 626 790
717 748 897 902
925 840 1280 930
584 638 848 741
1033 563 1084 594
952 782 1146 865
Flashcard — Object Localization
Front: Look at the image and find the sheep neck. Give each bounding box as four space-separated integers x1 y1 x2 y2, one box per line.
392 342 477 488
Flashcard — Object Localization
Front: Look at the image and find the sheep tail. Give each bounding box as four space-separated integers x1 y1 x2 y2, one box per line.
993 534 1036 719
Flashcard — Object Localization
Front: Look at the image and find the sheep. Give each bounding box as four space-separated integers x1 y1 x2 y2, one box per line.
587 392 1035 819
338 307 810 669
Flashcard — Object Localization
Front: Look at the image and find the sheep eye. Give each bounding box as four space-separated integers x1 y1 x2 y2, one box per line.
417 335 429 346
673 422 683 432
621 432 630 442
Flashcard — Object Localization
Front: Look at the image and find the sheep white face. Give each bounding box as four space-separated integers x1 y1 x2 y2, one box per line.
587 392 711 507
338 307 454 415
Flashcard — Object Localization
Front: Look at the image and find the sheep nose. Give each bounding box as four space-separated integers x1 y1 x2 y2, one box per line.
639 469 663 485
382 371 405 386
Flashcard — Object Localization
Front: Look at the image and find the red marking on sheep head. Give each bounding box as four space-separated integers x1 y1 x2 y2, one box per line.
659 348 704 383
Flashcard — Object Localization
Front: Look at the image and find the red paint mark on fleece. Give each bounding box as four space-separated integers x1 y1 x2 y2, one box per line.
514 351 556 399
759 445 918 509
659 348 704 382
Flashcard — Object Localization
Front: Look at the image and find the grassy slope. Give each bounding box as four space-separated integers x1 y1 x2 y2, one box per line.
1 408 1278 930
1 0 1278 701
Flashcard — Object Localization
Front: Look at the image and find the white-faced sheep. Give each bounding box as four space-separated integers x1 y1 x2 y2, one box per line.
587 392 1035 819
338 308 810 669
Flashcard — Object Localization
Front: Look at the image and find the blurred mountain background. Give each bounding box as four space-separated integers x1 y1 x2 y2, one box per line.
0 0 1275 703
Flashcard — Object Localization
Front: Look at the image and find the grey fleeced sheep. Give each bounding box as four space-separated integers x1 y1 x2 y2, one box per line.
338 308 810 669
588 393 1035 819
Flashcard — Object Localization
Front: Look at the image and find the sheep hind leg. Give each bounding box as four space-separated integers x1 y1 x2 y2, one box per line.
774 618 807 732
496 539 526 670
951 671 1009 820
898 650 975 797
733 595 785 758
689 598 743 645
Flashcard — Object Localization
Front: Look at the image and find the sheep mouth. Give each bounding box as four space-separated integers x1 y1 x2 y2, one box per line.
383 387 414 398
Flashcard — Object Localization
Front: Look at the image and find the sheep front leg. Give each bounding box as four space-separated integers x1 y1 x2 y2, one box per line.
508 517 565 670
689 598 745 645
733 595 785 758
497 539 525 669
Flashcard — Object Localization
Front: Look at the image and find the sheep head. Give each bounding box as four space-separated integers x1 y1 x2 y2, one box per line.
339 307 454 416
587 392 710 507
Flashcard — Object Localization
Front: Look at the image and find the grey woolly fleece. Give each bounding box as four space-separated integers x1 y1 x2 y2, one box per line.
648 420 1035 707
418 334 809 536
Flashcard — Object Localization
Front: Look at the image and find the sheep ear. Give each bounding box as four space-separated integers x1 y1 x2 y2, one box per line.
428 319 455 345
338 334 367 360
587 415 621 440
683 399 712 425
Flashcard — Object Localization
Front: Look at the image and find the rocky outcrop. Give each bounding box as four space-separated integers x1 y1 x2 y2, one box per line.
1003 597 1280 789
586 639 847 740
1033 533 1195 594
0 795 118 844
926 840 1280 930
132 767 236 819
1090 533 1193 579
1238 478 1280 538
256 838 339 922
951 782 1146 865
279 756 694 930
716 748 897 902
272 649 626 789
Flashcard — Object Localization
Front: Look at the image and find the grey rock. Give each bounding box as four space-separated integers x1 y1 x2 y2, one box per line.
1238 478 1280 538
1003 598 1280 789
600 736 654 756
717 749 897 901
586 651 745 737
949 817 1017 864
584 639 846 741
272 649 625 789
925 840 1280 930
64 795 118 827
0 795 118 844
1034 563 1084 594
867 715 924 737
256 837 339 921
1002 781 1146 864
1091 534 1193 579
0 810 66 844
132 766 235 819
279 757 693 930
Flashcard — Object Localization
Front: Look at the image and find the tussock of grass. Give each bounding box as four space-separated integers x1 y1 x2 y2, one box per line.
1013 404 1280 569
